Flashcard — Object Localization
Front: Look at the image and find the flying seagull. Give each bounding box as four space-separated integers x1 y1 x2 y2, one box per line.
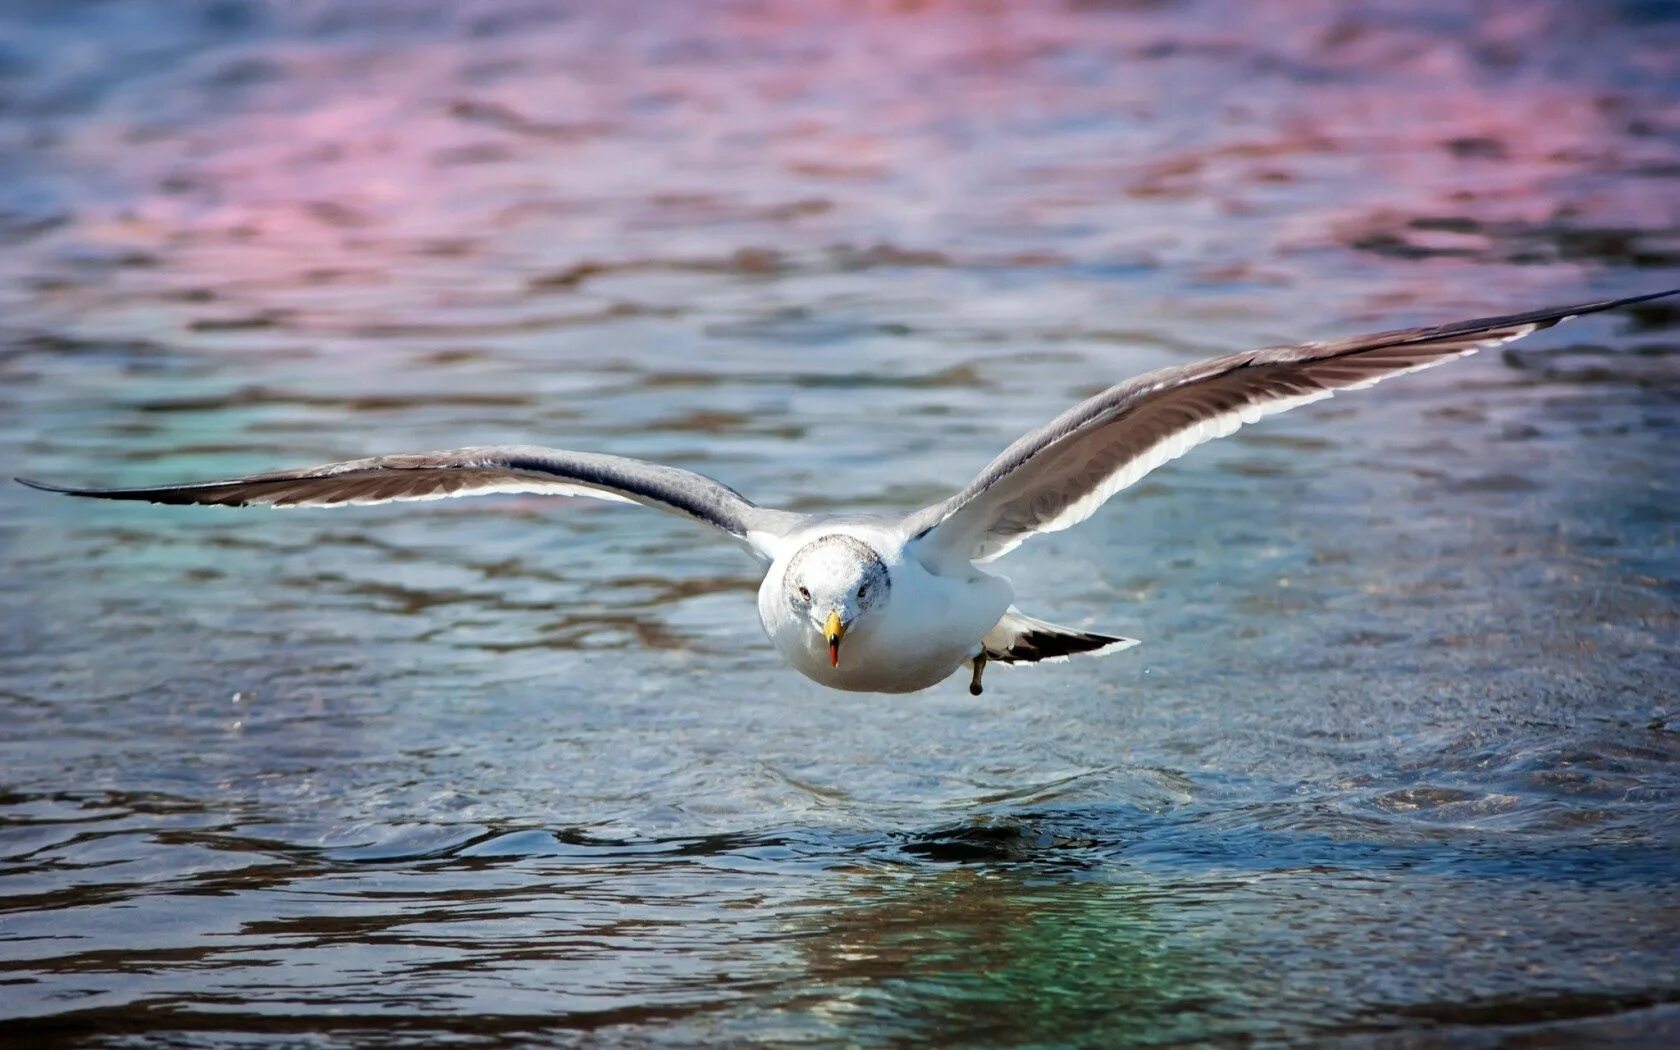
19 289 1676 695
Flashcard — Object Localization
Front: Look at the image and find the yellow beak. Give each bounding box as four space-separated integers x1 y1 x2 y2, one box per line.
824 610 845 668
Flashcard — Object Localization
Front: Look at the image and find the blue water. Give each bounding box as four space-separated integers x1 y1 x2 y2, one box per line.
3 1 1678 1045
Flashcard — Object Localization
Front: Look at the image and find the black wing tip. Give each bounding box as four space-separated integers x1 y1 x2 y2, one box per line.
1513 286 1680 339
14 475 205 504
15 476 77 495
1366 287 1680 354
17 475 134 499
1459 286 1680 335
1561 286 1680 321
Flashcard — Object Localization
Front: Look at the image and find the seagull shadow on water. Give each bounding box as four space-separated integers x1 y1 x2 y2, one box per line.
305 803 1680 891
895 819 1109 867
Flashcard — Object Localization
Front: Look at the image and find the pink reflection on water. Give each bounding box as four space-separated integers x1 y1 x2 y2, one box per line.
18 0 1680 350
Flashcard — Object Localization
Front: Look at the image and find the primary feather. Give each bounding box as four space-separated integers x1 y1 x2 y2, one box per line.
17 445 804 558
904 290 1675 565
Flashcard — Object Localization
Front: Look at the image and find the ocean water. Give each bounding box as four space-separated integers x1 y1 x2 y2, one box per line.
2 1 1678 1045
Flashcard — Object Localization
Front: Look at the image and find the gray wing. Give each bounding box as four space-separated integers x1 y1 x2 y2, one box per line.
905 289 1679 564
18 445 805 559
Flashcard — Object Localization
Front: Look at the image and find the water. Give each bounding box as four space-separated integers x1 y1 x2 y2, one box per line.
3 1 1678 1045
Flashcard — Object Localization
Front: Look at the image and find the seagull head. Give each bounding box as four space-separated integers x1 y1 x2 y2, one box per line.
783 535 890 668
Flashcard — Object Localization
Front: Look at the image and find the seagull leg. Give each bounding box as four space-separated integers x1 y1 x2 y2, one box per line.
968 651 988 696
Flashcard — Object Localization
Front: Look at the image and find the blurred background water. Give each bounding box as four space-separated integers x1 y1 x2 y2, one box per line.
2 0 1678 1046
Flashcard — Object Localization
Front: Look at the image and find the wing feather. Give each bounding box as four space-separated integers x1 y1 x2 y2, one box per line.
18 445 803 557
904 290 1678 564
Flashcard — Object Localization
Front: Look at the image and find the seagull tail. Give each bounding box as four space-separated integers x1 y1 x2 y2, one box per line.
982 608 1139 665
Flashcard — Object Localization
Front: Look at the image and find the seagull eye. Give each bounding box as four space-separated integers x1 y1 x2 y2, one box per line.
797 586 811 602
857 585 869 600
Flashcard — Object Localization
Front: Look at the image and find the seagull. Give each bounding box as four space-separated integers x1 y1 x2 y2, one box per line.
19 289 1676 695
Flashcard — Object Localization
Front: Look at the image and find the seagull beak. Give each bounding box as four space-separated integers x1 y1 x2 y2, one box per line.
824 610 845 668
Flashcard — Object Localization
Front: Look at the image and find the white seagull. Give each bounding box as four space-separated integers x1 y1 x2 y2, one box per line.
20 290 1676 694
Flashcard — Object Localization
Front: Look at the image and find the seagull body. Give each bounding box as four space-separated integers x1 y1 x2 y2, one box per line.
21 290 1677 694
758 519 1015 693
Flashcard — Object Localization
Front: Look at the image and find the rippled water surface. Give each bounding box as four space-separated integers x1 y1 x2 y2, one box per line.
4 1 1680 1045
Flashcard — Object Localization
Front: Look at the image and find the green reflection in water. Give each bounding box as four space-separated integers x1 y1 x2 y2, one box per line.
784 865 1255 1048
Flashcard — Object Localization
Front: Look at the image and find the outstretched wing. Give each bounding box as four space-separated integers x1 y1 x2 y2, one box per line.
905 289 1679 565
18 445 804 559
